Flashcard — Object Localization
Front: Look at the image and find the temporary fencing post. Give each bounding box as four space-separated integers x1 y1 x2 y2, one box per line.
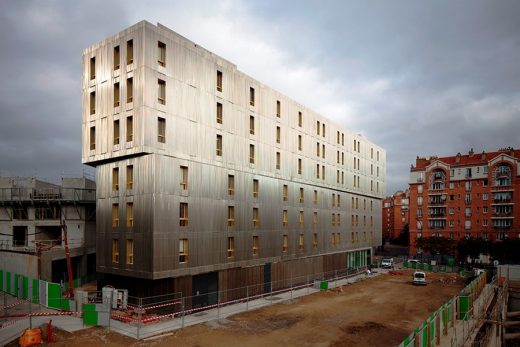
137 297 142 339
246 286 249 311
181 297 185 328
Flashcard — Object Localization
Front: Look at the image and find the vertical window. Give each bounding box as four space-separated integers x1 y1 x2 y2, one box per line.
228 175 234 195
216 102 223 124
227 237 235 258
341 133 344 146
90 57 96 80
112 204 119 227
179 239 189 263
313 233 318 249
216 70 223 92
298 135 302 151
276 152 280 169
253 207 259 227
317 121 320 135
249 144 255 164
299 211 304 226
158 117 166 143
332 193 336 207
180 166 188 190
89 127 96 151
322 144 325 159
249 116 255 135
342 152 344 165
112 239 119 263
113 45 120 70
126 165 133 190
114 82 120 107
276 100 281 117
228 206 235 226
283 210 288 227
371 148 374 159
282 184 288 201
322 123 325 137
276 126 281 143
126 116 133 142
179 203 189 226
283 235 288 252
322 165 325 180
126 203 133 227
317 142 320 156
126 240 133 265
299 234 304 250
249 87 255 106
332 213 336 226
126 39 133 65
113 120 120 145
158 79 166 104
126 78 133 103
298 158 302 175
298 111 302 127
313 211 318 224
316 164 320 179
112 167 119 191
253 179 259 198
337 131 340 144
299 188 304 203
216 135 223 156
314 190 318 205
90 91 96 115
253 236 259 255
158 41 166 67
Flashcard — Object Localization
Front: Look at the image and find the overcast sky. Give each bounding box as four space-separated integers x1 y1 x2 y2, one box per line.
0 0 519 193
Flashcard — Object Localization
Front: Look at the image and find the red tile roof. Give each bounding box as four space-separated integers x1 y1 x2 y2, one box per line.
412 149 520 171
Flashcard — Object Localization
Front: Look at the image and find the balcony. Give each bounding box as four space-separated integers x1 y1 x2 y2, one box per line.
492 198 513 205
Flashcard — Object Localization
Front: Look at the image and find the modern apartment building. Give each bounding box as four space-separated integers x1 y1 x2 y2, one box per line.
382 190 409 242
0 177 96 282
409 148 520 254
82 21 386 297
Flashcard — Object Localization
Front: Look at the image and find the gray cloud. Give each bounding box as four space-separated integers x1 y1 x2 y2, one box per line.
0 0 519 193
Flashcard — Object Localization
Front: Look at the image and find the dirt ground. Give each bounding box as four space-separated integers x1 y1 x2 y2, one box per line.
29 270 464 347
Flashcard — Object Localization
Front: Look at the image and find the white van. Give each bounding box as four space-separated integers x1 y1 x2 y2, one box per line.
381 258 393 269
412 271 426 285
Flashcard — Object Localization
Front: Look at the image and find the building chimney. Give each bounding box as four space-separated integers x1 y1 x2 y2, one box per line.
481 151 486 160
455 152 461 163
468 148 474 157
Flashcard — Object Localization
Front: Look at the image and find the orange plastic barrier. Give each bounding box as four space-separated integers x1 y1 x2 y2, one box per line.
19 328 42 347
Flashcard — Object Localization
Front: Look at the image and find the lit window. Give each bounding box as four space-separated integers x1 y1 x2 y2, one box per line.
217 70 223 92
126 116 133 142
227 237 235 258
89 126 95 150
90 91 95 115
126 78 133 103
179 203 189 226
180 166 188 190
313 233 318 249
179 239 189 263
112 239 119 263
299 234 304 250
216 134 223 156
113 120 120 145
112 204 119 227
228 206 235 226
253 236 259 255
283 210 288 227
126 39 133 65
126 240 133 265
228 175 234 195
253 179 259 198
126 165 133 190
283 235 288 252
114 45 120 70
90 57 96 80
216 102 223 124
126 203 133 227
158 117 166 143
112 168 119 191
253 207 259 227
299 211 304 226
114 82 120 107
313 211 318 225
158 41 166 67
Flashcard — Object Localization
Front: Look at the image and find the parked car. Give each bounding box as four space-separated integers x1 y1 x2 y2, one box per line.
381 258 394 269
412 271 427 285
408 259 420 267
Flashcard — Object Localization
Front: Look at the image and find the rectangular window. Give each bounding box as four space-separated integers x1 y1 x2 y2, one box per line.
337 195 341 207
298 135 302 150
249 144 255 164
253 236 259 255
112 167 119 191
276 126 281 143
276 151 280 169
316 164 320 179
228 175 234 195
322 123 325 137
216 134 223 156
126 116 133 142
126 240 133 265
114 45 120 70
283 235 288 252
298 111 302 127
126 39 133 65
228 237 235 258
276 100 281 118
299 234 304 250
126 165 133 190
112 204 119 227
90 91 95 115
216 70 223 92
332 213 336 226
112 239 119 263
313 233 318 249
228 206 235 226
341 133 344 146
313 211 318 225
322 165 325 180
158 41 166 67
216 102 223 124
249 116 255 135
337 131 340 144
299 188 304 203
158 117 166 143
180 166 188 190
322 144 325 159
314 190 318 205
158 79 166 104
253 207 259 227
179 239 188 263
90 57 95 80
249 87 255 106
299 211 304 226
283 209 288 227
114 82 120 107
253 179 259 198
332 193 336 207
126 78 133 103
483 193 488 200
317 142 320 156
317 121 320 135
283 184 288 201
126 203 133 227
179 203 189 226
298 158 302 175
113 120 120 145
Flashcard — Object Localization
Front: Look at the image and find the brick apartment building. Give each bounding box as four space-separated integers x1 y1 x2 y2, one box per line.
408 147 520 254
382 190 409 242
